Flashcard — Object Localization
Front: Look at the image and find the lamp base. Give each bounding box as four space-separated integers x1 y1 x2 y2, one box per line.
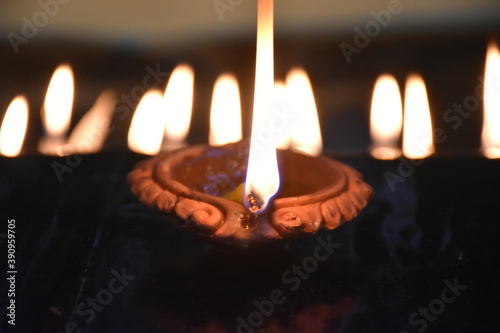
128 141 373 248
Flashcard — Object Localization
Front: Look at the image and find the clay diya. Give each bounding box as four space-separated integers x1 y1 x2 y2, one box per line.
128 140 373 248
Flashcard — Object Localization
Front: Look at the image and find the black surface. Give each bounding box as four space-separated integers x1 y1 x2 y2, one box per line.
1 152 499 333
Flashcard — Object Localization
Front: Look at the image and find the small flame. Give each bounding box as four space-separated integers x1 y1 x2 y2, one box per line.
402 74 434 159
163 63 194 146
370 74 403 160
245 0 279 214
128 90 165 155
39 64 74 154
285 68 322 156
0 96 29 157
59 90 116 155
209 74 242 145
481 40 500 158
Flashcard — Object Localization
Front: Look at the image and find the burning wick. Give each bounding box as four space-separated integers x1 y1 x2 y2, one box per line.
223 183 267 214
247 190 265 214
244 0 280 214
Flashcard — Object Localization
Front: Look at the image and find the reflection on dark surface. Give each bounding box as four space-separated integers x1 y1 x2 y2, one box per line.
1 152 500 333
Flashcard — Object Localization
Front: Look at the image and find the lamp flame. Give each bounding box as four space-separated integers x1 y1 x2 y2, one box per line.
163 63 194 146
128 90 164 155
274 81 290 150
209 74 242 145
285 68 322 156
59 90 116 155
403 74 434 159
39 64 74 154
0 96 28 157
42 64 74 137
245 0 279 214
370 74 403 160
481 41 500 159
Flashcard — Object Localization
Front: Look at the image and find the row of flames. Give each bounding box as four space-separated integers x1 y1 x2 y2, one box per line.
0 42 499 159
371 41 500 160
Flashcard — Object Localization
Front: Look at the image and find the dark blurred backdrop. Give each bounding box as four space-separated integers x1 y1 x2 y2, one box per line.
1 0 499 154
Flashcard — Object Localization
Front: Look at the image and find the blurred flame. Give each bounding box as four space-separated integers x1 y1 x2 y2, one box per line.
59 90 116 155
481 41 500 158
0 96 28 157
274 80 290 150
403 74 434 159
128 90 164 155
245 0 279 214
209 74 242 145
39 64 74 154
163 63 194 145
42 64 74 137
285 68 322 156
370 74 403 160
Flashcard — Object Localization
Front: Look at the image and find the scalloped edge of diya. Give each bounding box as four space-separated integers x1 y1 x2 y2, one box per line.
127 141 373 248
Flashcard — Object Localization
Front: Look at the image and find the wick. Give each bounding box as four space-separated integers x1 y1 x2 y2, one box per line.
247 190 264 214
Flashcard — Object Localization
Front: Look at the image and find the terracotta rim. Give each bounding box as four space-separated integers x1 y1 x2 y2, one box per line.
128 141 373 248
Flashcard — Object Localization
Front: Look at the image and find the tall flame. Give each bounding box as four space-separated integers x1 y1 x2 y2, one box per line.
285 68 322 156
128 90 165 155
39 64 74 154
370 74 403 160
209 74 242 145
481 41 500 158
163 63 194 146
403 74 434 159
0 96 29 157
245 0 279 214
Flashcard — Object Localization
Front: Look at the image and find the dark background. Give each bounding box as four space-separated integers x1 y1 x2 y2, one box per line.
0 33 496 155
1 1 500 332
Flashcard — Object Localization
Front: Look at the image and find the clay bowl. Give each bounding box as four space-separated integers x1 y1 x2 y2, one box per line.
128 141 373 248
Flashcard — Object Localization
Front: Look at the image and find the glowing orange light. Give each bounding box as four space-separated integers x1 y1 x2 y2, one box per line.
128 90 165 155
0 96 29 157
59 90 116 155
39 64 74 154
209 74 242 145
245 0 280 214
274 80 291 150
402 74 434 159
370 74 403 160
481 41 500 159
163 63 194 147
285 68 322 156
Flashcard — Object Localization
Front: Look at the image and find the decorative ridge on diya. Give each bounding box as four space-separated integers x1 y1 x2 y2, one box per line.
127 140 373 248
